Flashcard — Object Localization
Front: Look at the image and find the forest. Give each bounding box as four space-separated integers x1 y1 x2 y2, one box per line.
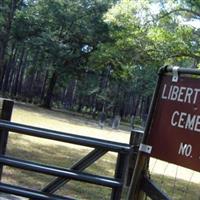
0 0 200 123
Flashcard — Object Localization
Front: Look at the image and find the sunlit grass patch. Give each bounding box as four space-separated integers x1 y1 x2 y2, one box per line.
2 133 118 199
150 174 200 200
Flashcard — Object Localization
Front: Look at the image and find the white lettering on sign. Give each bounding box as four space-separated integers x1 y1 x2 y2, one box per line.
161 84 200 104
171 111 179 126
178 143 192 157
171 111 200 133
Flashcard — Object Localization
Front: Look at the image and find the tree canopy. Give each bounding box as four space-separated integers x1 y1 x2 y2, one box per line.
0 0 200 121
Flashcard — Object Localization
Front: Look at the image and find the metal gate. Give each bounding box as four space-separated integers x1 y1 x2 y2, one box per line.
0 100 133 200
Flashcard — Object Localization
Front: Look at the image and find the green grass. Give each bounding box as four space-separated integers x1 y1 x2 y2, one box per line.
1 103 200 200
3 133 117 199
150 174 200 200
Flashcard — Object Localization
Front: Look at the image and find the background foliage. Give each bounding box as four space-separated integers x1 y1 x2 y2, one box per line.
0 0 200 123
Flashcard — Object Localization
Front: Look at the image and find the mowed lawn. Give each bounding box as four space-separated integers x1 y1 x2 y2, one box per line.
2 102 131 200
1 102 200 200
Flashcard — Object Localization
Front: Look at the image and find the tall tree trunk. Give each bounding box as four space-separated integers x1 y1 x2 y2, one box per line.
112 83 121 117
132 95 141 117
42 71 58 109
119 92 125 119
139 96 145 118
40 70 49 102
0 42 8 88
0 61 7 90
11 47 25 96
124 92 132 117
2 43 17 93
141 96 151 121
17 53 28 95
2 64 11 94
77 99 83 112
0 0 18 87
7 67 15 94
139 96 150 127
64 79 77 109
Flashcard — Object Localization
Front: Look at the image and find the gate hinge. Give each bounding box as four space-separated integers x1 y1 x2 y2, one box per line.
139 144 152 154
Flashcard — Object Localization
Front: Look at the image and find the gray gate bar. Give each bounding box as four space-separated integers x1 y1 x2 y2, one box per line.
0 182 75 200
0 155 122 188
42 148 108 193
0 120 131 153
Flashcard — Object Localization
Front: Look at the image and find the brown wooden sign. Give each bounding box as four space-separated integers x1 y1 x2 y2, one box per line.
147 75 200 172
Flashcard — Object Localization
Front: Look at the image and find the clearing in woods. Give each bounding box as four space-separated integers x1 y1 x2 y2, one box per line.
1 102 200 200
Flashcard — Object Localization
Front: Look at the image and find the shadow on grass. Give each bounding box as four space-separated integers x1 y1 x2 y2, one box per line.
3 133 117 200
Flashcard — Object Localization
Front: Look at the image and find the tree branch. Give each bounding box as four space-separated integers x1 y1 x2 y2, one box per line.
170 52 200 59
158 8 200 21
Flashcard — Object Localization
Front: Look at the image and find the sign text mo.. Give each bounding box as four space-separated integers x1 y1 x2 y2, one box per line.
178 143 192 157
